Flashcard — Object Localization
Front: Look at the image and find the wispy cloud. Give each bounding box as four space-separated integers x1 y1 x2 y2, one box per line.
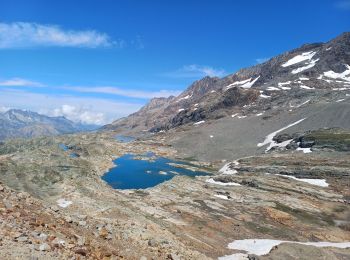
255 57 270 64
0 88 143 124
0 22 121 49
131 35 145 50
164 64 227 78
0 76 180 99
64 86 181 99
335 0 350 10
0 77 45 87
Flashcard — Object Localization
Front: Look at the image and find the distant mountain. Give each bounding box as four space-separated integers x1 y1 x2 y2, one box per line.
0 109 97 141
103 32 350 135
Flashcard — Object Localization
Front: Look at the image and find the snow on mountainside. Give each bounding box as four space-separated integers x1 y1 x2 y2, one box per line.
0 109 96 141
103 32 350 136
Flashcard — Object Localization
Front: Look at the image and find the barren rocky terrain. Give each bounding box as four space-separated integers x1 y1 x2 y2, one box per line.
0 130 349 259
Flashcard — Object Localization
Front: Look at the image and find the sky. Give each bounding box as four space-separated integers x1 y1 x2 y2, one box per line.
0 0 349 125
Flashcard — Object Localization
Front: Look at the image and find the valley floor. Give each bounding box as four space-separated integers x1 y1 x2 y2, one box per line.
0 132 349 259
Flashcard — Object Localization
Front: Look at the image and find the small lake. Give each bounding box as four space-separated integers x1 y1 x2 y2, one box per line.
58 143 69 151
102 153 210 189
59 143 80 158
115 135 136 143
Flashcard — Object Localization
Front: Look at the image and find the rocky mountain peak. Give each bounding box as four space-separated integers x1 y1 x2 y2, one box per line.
0 109 95 141
105 32 350 135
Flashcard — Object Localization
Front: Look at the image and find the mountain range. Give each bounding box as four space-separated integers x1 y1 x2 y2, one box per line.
104 32 350 135
0 109 97 141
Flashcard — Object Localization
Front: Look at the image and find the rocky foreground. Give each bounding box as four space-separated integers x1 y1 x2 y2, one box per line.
0 131 349 259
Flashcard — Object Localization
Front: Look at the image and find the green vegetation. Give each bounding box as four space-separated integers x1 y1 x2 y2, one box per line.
305 128 350 151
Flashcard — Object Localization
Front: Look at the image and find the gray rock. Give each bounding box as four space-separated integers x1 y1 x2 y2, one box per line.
78 220 87 226
148 238 158 247
39 243 50 251
50 206 59 212
17 236 28 242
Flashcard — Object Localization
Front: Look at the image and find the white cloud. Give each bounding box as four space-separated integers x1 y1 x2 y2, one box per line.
0 77 45 87
0 22 120 49
0 89 143 125
50 105 105 125
66 86 181 99
0 106 11 113
164 64 227 78
255 57 270 64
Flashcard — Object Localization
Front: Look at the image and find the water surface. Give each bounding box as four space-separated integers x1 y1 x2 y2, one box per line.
102 153 210 189
115 135 136 143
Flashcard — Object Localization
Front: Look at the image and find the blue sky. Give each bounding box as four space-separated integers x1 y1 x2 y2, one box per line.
0 0 349 124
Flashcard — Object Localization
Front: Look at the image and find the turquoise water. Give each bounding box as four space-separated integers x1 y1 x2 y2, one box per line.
69 153 79 158
58 143 69 151
59 144 79 158
102 153 210 189
115 135 136 143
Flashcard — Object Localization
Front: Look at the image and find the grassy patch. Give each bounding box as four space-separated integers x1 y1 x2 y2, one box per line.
305 129 350 151
274 202 334 226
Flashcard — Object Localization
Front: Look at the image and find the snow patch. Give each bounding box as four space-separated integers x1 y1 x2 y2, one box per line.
278 81 291 87
178 108 185 112
297 147 312 153
277 82 292 90
222 239 350 257
291 58 319 74
225 78 251 90
267 87 280 91
336 99 345 102
324 64 350 82
226 76 260 90
280 86 291 90
282 51 317 67
206 178 241 186
276 174 328 187
57 198 73 208
193 120 205 125
260 94 271 98
219 253 248 260
241 76 260 88
290 99 310 108
300 85 315 90
257 118 306 151
214 194 230 200
333 88 348 91
219 163 237 175
176 94 192 102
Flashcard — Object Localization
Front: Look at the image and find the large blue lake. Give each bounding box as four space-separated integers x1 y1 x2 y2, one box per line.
102 153 210 189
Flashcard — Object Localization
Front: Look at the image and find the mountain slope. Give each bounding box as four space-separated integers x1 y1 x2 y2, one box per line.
0 109 94 141
104 32 350 135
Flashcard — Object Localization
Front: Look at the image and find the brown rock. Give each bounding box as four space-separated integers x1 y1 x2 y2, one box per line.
75 248 88 256
99 227 109 239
